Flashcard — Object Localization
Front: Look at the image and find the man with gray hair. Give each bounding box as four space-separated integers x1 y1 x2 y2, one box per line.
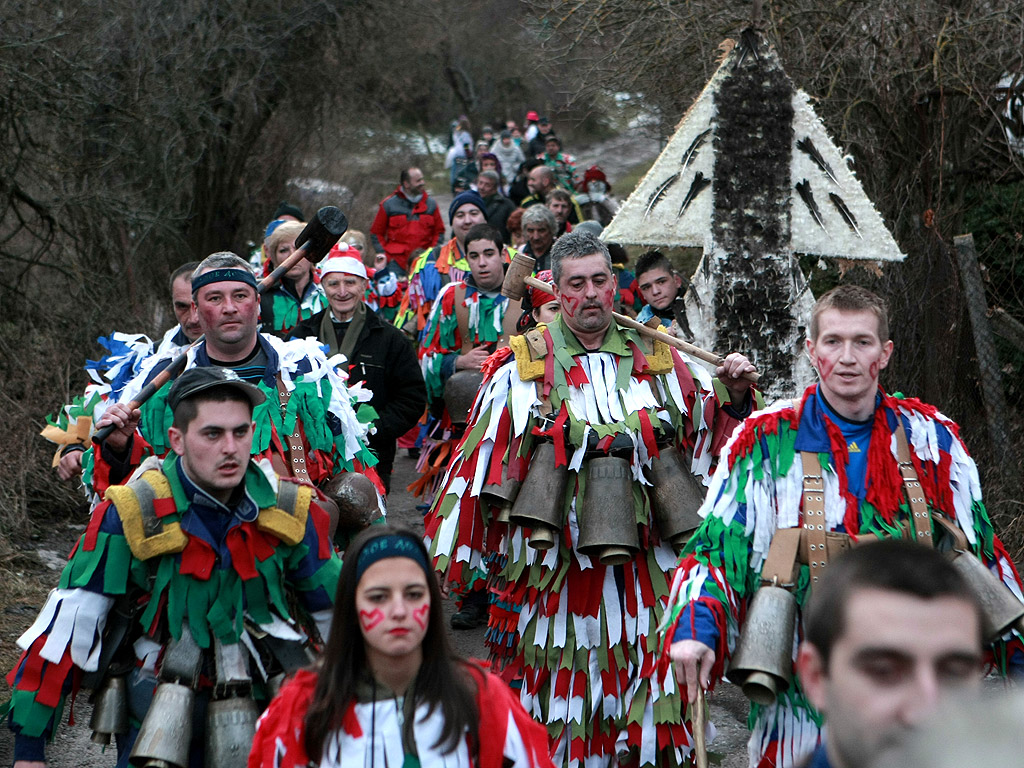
90 251 384 504
424 230 757 768
520 204 557 270
475 169 515 241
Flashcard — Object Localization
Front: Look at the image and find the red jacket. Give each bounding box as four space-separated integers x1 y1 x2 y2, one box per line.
370 187 446 271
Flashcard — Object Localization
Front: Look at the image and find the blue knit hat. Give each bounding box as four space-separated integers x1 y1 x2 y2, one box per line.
448 190 486 224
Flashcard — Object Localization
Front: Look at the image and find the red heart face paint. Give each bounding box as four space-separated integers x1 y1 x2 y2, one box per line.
355 557 432 665
413 604 430 630
359 608 385 631
555 253 615 341
807 308 892 420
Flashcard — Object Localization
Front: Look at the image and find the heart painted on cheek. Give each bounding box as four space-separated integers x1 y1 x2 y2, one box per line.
562 295 580 318
413 604 430 630
359 608 385 631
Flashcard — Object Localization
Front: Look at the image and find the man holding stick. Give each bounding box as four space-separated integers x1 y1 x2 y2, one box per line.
663 285 1024 768
424 230 758 768
88 252 382 504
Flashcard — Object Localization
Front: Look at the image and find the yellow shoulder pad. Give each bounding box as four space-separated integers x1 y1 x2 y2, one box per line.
106 470 187 561
509 328 547 381
646 336 674 375
257 482 313 546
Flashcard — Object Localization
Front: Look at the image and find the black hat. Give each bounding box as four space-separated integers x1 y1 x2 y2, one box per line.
167 367 267 412
273 201 305 221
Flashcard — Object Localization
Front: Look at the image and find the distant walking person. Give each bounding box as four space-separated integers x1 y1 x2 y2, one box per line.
370 166 446 274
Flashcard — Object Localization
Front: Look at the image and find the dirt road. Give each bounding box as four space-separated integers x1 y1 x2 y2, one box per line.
0 451 751 766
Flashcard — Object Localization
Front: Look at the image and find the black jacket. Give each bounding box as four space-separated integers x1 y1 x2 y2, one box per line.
482 192 516 241
291 308 426 474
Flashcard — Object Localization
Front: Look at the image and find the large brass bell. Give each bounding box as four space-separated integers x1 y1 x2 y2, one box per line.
205 697 260 768
647 444 706 550
444 370 484 426
577 456 639 566
933 516 1024 642
480 463 521 524
129 682 194 768
726 585 797 705
323 471 380 533
89 675 129 745
509 442 569 549
949 551 1024 642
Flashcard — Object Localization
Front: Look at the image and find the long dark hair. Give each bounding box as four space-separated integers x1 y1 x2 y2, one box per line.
303 524 480 761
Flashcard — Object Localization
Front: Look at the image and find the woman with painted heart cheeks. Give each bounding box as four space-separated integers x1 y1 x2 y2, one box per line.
248 525 553 768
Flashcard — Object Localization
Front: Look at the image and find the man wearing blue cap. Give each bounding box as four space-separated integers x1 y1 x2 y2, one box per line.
396 190 488 337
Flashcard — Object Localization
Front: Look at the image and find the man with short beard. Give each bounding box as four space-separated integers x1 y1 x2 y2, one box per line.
522 164 584 224
424 230 757 768
546 189 575 236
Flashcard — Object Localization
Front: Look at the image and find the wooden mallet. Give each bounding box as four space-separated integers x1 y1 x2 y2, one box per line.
502 253 759 383
93 206 349 444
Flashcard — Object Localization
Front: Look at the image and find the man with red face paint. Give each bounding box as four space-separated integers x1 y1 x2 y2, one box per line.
663 284 1024 768
423 230 759 768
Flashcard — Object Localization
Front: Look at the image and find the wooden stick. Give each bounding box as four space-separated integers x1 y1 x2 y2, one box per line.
693 685 708 768
93 217 345 443
523 275 760 384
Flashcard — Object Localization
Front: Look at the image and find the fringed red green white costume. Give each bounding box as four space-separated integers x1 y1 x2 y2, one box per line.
396 238 470 335
6 455 341 761
410 278 512 502
425 317 752 768
659 385 1024 768
83 334 384 504
248 664 554 768
419 279 512 404
40 332 163 484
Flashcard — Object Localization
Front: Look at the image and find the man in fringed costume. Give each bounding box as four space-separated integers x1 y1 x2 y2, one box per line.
425 230 759 768
664 285 1024 768
6 367 341 767
85 252 383 510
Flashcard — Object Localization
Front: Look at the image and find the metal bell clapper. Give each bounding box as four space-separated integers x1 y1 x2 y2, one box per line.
128 682 194 768
480 462 522 524
89 675 129 745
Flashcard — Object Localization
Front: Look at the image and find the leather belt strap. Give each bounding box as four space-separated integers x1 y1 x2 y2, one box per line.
276 374 309 483
895 426 933 547
801 451 829 585
760 527 801 587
